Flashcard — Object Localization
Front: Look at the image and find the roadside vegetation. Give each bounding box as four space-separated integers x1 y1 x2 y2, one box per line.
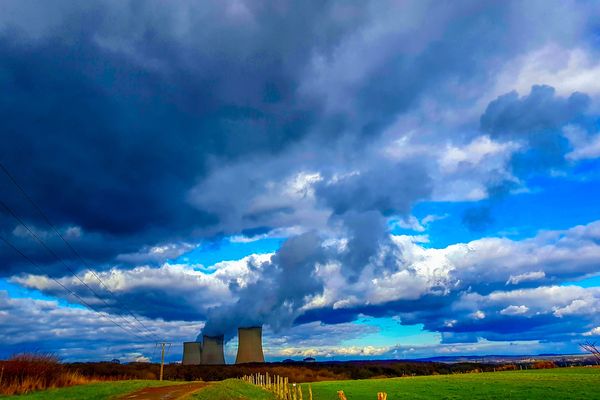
63 359 530 382
2 353 598 399
0 380 177 400
190 379 275 400
1 365 598 399
0 354 106 396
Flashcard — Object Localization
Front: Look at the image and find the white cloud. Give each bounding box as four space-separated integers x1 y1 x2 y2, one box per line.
392 214 448 233
507 271 546 285
583 326 600 336
553 299 595 318
564 125 600 161
500 305 529 316
116 242 196 264
495 45 600 98
470 310 486 320
0 290 199 362
10 220 600 353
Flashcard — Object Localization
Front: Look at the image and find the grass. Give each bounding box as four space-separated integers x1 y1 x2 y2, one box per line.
0 380 178 400
309 367 600 399
190 379 275 400
3 367 599 399
0 354 98 396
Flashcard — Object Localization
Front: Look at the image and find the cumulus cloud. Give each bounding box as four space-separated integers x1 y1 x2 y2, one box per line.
500 305 529 316
507 271 546 286
0 0 366 274
12 254 272 321
201 232 328 338
15 220 600 347
0 290 199 361
583 326 600 337
1 0 598 278
480 85 597 176
1 0 600 357
564 125 600 161
493 44 600 98
481 85 590 137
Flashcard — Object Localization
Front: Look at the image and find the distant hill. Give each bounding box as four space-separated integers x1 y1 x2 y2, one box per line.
412 353 591 364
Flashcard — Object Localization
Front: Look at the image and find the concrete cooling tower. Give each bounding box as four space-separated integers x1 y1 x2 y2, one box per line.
235 326 265 364
182 341 202 365
201 335 226 365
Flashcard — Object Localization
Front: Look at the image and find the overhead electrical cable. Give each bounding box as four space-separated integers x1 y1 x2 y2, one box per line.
0 161 162 342
0 198 155 340
0 234 150 342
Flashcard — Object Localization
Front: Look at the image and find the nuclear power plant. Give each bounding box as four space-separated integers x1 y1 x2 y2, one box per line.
235 326 265 364
181 326 265 365
201 335 226 365
182 342 202 365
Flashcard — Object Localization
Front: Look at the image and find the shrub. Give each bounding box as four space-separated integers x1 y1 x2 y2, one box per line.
533 361 556 369
0 353 101 395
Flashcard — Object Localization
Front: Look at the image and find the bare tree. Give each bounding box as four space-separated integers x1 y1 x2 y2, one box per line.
580 341 600 364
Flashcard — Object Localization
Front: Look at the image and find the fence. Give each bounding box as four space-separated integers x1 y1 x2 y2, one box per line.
241 372 311 400
241 373 388 400
337 390 387 400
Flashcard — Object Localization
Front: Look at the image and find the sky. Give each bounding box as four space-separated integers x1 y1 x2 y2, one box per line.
1 0 600 364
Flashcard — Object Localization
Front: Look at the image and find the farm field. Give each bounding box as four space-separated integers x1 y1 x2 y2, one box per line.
2 367 599 399
0 380 180 400
309 367 600 400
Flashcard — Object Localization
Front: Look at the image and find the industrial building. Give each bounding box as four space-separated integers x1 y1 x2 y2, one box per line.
181 326 265 365
182 342 202 365
201 335 226 365
235 326 265 364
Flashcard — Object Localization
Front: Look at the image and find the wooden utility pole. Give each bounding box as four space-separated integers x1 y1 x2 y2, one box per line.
158 342 171 381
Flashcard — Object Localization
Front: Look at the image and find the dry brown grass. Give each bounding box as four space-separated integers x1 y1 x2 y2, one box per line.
532 361 556 369
0 353 110 395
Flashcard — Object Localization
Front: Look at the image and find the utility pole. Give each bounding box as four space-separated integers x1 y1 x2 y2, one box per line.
158 342 171 381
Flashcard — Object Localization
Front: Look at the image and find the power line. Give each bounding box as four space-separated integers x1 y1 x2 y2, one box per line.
158 342 172 381
0 234 149 342
0 198 156 341
0 161 161 341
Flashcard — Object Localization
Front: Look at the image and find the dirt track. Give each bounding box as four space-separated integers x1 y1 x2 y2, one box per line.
118 382 209 400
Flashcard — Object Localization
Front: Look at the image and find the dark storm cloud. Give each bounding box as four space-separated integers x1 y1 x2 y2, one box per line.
14 220 600 345
2 0 600 355
202 231 327 339
196 156 433 334
1 0 595 277
297 285 600 345
296 293 455 326
481 85 590 136
0 290 198 362
481 85 592 173
315 161 431 216
0 0 367 274
465 85 594 226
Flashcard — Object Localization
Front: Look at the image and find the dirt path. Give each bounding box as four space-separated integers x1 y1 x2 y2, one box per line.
118 382 210 400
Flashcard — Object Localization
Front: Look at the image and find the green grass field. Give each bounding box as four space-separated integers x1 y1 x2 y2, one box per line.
189 379 275 400
0 380 178 400
309 367 600 400
2 367 599 399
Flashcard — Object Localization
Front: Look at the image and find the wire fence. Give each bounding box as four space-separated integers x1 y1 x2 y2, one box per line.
241 372 389 400
241 372 312 400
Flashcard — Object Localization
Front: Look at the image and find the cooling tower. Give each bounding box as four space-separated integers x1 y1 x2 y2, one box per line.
235 326 265 364
182 341 202 365
201 335 226 365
